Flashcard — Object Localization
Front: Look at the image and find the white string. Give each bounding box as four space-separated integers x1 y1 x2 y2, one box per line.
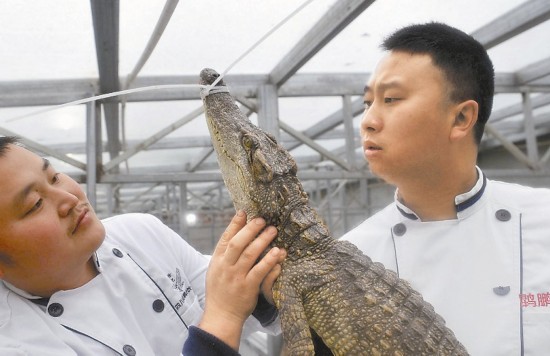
199 86 230 100
4 84 206 123
4 0 316 123
208 0 315 90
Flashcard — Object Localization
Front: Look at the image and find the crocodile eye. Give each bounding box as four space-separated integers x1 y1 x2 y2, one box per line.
242 135 254 149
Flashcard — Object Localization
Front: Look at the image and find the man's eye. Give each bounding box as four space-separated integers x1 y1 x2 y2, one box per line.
26 199 43 215
363 100 372 109
52 173 60 184
384 97 401 104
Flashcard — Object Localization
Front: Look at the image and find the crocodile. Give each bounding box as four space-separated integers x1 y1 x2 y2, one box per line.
199 68 469 356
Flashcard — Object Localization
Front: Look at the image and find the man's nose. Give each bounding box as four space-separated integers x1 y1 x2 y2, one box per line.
56 189 79 217
360 107 382 134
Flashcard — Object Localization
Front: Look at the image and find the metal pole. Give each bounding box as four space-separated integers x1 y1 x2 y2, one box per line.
86 101 99 208
257 84 280 140
522 90 539 165
342 95 357 169
179 183 188 238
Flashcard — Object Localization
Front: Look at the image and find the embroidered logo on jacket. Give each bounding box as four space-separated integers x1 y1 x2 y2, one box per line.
167 268 193 311
168 268 185 292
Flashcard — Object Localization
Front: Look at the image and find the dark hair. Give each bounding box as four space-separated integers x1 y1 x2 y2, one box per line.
0 136 19 157
0 137 19 266
382 22 494 144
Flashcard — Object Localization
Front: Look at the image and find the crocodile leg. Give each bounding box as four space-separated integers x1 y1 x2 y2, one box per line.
311 328 334 356
274 275 315 355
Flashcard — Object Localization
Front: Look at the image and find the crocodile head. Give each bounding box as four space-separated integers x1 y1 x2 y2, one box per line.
200 68 308 240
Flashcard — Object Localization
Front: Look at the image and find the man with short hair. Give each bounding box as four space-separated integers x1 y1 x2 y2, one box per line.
0 136 283 355
341 22 550 355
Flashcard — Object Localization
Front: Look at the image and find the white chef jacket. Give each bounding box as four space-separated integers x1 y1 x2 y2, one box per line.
0 213 279 356
341 168 550 356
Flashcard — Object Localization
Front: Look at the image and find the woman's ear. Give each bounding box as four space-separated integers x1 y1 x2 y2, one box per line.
450 100 478 142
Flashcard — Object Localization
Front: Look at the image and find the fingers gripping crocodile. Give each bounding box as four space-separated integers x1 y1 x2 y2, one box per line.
199 68 468 356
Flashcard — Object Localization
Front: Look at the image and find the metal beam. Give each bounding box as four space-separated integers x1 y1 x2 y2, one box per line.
90 0 120 96
2 71 546 108
0 127 87 170
489 93 550 124
103 105 204 171
522 91 539 163
471 0 550 49
0 73 363 108
186 147 214 172
90 0 121 159
482 112 550 150
0 79 97 107
287 96 364 151
235 96 353 170
342 95 358 168
279 120 351 170
86 101 100 207
100 169 371 184
257 84 280 139
48 128 355 156
484 123 540 170
269 0 375 87
516 56 550 84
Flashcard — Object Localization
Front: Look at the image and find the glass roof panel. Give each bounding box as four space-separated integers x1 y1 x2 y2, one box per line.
0 1 96 80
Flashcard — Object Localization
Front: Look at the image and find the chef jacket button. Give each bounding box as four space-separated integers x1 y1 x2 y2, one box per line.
392 223 407 236
493 286 510 296
122 344 136 356
152 299 165 312
495 209 511 222
48 303 64 317
112 248 124 258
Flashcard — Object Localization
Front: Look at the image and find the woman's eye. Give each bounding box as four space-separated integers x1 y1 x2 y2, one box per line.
363 101 372 109
52 173 60 184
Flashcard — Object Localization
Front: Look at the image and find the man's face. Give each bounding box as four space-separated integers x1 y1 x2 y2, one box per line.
360 51 458 185
0 144 105 295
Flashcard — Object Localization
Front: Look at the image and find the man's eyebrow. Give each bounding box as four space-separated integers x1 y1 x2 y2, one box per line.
42 158 50 171
364 81 403 94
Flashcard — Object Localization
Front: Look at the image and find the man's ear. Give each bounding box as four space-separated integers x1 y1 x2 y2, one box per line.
450 100 478 141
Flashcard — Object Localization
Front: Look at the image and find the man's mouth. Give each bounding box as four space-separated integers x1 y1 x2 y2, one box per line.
364 141 382 151
72 208 89 234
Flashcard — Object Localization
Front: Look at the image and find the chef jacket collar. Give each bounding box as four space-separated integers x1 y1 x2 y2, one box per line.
2 280 40 300
395 166 487 221
2 251 102 303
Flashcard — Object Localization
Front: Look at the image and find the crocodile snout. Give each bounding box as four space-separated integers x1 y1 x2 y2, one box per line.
199 68 222 86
